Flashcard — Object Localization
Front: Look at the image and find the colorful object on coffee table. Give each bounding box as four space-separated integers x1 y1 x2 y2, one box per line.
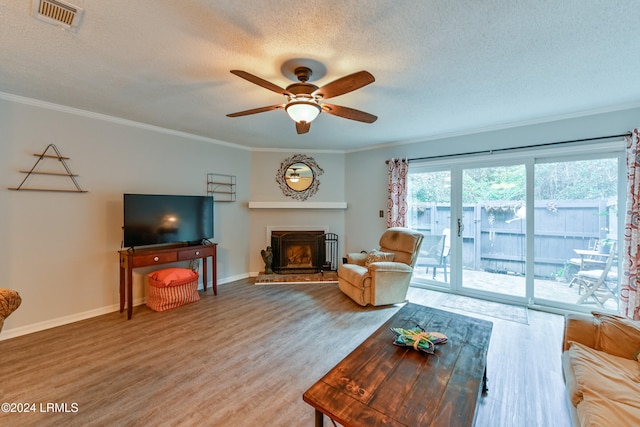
391 324 448 354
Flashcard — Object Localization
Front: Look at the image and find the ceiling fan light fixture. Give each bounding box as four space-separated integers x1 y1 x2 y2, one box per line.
288 172 300 182
227 68 377 134
285 100 321 123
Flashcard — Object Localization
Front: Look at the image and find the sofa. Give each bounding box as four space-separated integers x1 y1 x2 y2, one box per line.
0 288 22 333
338 227 423 306
562 311 640 426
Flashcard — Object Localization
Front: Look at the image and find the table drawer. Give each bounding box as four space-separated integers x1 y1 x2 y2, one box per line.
132 252 178 267
178 246 214 260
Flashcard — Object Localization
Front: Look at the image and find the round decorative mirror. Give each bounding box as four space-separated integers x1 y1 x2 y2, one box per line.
276 154 324 201
285 162 314 192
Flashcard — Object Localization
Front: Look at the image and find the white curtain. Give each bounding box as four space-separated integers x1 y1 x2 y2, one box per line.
387 158 409 228
621 128 640 320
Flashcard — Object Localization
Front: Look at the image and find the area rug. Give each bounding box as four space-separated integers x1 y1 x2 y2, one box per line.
254 271 338 285
440 294 529 324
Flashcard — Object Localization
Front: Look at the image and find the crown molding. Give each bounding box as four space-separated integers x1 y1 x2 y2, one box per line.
0 91 251 151
3 91 638 154
346 101 640 154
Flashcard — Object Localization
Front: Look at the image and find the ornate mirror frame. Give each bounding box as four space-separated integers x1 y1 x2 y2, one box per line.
276 154 324 201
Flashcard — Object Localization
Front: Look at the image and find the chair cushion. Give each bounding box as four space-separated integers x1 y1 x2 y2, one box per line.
346 252 368 266
338 263 369 287
365 250 395 266
577 270 605 280
379 228 422 265
368 262 413 273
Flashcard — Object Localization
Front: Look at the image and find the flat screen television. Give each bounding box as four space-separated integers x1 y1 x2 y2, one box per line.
123 194 214 248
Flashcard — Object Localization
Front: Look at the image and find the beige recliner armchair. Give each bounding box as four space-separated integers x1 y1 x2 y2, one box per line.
338 227 424 306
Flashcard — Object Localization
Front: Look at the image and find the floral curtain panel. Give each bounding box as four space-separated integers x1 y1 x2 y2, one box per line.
622 128 640 320
387 158 409 228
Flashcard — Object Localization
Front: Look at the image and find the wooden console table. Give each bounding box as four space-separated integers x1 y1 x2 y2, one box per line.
118 243 217 319
303 303 493 426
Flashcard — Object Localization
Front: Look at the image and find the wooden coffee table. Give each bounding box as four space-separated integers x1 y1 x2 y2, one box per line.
303 303 493 426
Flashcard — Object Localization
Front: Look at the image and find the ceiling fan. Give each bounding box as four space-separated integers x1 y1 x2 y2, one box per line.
287 167 301 182
226 67 377 134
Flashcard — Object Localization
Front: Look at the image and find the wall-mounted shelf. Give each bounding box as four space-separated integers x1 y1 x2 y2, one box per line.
8 144 87 193
207 173 236 202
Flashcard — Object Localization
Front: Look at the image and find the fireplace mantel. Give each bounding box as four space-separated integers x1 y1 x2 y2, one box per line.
249 202 347 209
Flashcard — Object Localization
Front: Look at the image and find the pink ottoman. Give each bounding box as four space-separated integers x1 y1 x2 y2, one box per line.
146 268 200 312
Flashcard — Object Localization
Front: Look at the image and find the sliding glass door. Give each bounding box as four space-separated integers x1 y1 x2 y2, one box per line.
408 169 452 286
460 164 527 298
533 157 620 311
407 142 624 312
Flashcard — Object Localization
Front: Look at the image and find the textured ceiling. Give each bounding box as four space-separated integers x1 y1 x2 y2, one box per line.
1 0 639 151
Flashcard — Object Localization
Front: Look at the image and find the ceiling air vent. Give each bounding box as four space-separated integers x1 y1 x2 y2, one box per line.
32 0 83 30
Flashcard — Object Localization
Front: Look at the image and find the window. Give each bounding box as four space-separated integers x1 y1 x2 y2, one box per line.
408 140 624 312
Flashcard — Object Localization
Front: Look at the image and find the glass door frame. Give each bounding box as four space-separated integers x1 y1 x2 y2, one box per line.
458 159 529 302
408 139 625 312
530 150 625 312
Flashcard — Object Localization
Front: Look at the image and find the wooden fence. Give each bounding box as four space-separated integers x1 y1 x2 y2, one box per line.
410 199 617 279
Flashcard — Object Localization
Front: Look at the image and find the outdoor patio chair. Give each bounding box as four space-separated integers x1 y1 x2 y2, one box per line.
566 239 609 282
419 229 450 282
571 243 617 308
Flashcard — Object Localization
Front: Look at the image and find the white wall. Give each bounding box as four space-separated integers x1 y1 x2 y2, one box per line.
0 96 251 338
3 94 637 339
344 107 640 253
248 151 346 274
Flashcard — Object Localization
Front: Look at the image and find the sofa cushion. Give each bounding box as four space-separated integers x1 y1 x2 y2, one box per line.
565 341 640 408
365 250 395 266
593 312 640 359
577 394 640 427
563 313 598 351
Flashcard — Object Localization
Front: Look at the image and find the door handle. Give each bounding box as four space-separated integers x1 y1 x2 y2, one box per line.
457 218 464 237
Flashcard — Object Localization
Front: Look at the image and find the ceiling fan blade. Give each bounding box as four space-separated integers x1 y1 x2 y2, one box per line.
296 121 311 134
313 71 375 100
322 104 377 123
230 70 290 96
226 104 283 117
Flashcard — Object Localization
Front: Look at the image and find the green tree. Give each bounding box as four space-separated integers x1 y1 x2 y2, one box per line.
534 159 617 200
409 171 451 203
409 158 617 203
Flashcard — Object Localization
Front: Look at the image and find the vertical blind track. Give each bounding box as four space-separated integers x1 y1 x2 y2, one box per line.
390 132 631 163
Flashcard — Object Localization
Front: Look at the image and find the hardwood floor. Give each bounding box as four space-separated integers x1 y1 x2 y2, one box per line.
0 279 571 426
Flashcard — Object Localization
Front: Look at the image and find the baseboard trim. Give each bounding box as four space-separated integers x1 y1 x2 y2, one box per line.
0 304 121 341
0 273 250 341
